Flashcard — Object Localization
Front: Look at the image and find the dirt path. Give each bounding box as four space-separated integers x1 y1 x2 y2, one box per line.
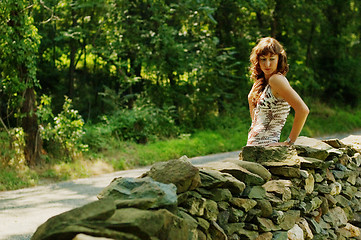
0 151 239 240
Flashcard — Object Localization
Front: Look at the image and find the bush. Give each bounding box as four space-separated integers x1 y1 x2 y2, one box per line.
37 95 88 161
83 99 179 151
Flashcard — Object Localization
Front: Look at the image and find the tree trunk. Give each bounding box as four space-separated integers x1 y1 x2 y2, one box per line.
21 86 42 166
68 7 77 99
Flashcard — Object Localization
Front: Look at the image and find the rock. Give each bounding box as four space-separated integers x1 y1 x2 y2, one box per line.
142 156 201 193
319 196 329 215
238 228 259 239
314 183 331 194
342 135 361 152
256 199 273 218
32 198 118 240
314 173 324 182
199 169 246 195
242 186 266 199
106 208 193 240
199 169 228 188
197 217 210 230
340 223 361 238
324 194 338 207
178 191 206 216
334 194 350 208
297 218 313 240
197 230 207 240
97 177 177 209
279 210 301 231
326 168 336 182
217 210 230 228
72 234 116 240
268 166 301 178
329 182 342 195
201 161 265 185
221 173 246 196
344 185 358 199
257 217 281 232
178 210 198 229
256 232 273 240
304 173 314 194
307 218 323 235
203 199 219 221
347 171 358 185
196 188 232 202
272 231 288 240
209 221 227 240
271 210 285 225
225 159 272 181
229 207 246 223
300 170 309 178
323 139 347 148
295 136 333 151
300 156 325 169
241 145 298 163
224 223 245 235
262 180 293 199
275 200 296 211
230 198 257 212
287 224 304 240
324 207 348 227
352 153 361 166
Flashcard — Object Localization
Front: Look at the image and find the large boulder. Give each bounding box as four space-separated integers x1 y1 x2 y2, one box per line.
141 156 201 193
31 198 122 240
97 177 177 209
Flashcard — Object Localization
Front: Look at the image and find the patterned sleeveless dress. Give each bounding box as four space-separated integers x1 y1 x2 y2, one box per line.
247 84 290 146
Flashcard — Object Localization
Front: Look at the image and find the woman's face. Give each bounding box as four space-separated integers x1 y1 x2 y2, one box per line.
259 53 279 79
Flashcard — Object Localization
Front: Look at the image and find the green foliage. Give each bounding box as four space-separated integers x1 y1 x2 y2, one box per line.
0 167 38 191
0 0 41 113
37 95 88 160
0 129 25 168
84 97 179 148
1 0 361 171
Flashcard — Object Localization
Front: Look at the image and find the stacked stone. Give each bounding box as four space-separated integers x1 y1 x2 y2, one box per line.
236 136 361 240
31 136 361 240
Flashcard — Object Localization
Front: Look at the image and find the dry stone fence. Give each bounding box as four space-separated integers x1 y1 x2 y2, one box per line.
32 136 361 240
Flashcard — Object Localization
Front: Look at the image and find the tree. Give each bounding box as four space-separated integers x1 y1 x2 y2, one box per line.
0 0 43 165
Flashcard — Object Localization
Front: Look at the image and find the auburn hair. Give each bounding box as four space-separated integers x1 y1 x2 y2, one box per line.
249 37 289 108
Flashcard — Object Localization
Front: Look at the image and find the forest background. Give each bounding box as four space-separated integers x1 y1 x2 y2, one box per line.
1 0 361 190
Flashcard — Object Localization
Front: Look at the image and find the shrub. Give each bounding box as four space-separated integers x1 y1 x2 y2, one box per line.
37 95 88 161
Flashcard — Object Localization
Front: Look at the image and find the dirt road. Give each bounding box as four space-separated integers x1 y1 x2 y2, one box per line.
0 151 239 240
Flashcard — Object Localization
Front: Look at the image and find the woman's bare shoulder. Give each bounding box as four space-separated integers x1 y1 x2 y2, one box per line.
269 73 289 87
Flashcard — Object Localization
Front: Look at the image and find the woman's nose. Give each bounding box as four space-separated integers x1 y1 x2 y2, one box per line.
266 60 271 67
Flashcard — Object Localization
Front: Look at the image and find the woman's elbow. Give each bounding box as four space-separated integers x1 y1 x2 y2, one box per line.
295 104 309 116
301 105 309 116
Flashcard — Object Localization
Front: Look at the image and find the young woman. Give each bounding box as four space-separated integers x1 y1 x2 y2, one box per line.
247 37 309 146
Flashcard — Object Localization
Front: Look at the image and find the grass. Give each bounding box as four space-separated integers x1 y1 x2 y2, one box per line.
1 101 361 191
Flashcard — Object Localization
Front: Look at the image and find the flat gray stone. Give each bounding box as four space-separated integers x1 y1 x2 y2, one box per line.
97 177 177 209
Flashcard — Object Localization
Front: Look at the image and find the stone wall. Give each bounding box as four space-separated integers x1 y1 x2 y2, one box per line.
31 136 361 240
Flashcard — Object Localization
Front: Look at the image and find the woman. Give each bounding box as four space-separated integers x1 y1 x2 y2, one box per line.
247 37 309 146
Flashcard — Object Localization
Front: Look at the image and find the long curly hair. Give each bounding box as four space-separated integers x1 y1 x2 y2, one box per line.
249 37 289 108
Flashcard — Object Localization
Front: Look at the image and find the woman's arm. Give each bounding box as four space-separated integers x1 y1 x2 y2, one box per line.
269 74 309 145
248 83 258 120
